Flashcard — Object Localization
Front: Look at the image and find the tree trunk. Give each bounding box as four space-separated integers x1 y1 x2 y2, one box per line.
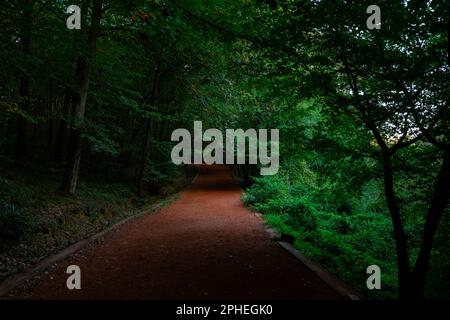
136 118 152 196
47 113 54 157
410 149 450 299
60 0 102 195
54 87 73 162
398 21 450 299
136 67 160 196
16 0 33 161
382 154 411 299
118 111 138 180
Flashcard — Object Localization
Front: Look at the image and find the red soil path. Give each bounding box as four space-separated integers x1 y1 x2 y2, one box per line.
12 165 341 300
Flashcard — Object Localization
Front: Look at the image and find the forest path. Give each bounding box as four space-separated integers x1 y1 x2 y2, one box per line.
11 165 341 299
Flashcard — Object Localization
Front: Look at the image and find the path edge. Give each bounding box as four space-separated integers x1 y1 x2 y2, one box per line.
0 194 179 298
253 207 364 300
276 240 364 300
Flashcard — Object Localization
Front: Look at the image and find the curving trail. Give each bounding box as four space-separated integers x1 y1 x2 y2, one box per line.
11 165 341 300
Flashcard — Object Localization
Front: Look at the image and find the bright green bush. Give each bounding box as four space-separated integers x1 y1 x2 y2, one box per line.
257 197 318 232
244 170 402 299
242 175 288 206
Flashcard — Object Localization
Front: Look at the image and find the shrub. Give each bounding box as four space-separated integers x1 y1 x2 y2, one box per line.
0 202 36 240
257 197 318 232
242 175 288 206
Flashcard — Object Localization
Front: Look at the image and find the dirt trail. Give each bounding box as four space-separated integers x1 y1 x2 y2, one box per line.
10 165 341 300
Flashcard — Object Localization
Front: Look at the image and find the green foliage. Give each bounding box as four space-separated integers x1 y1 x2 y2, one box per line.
243 156 445 299
0 0 448 301
242 176 288 206
257 197 318 232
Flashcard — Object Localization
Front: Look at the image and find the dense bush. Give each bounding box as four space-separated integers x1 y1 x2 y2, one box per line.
242 176 289 206
242 164 439 299
254 197 318 232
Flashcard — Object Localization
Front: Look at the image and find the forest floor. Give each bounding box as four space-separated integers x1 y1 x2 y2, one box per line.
0 158 194 284
3 165 342 300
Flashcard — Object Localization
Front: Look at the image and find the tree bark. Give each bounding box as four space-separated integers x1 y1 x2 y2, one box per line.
410 149 450 299
396 20 450 298
346 66 415 299
381 153 412 299
136 66 160 196
54 87 73 162
60 0 102 195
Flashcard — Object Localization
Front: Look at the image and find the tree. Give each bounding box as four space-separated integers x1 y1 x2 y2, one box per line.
61 0 103 195
252 0 449 299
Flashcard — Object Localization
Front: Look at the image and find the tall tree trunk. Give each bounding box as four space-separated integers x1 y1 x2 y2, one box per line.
47 109 54 157
16 0 33 161
382 154 411 299
118 111 139 180
410 149 450 299
136 65 160 196
54 87 73 162
397 21 450 299
136 118 152 196
61 0 102 195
